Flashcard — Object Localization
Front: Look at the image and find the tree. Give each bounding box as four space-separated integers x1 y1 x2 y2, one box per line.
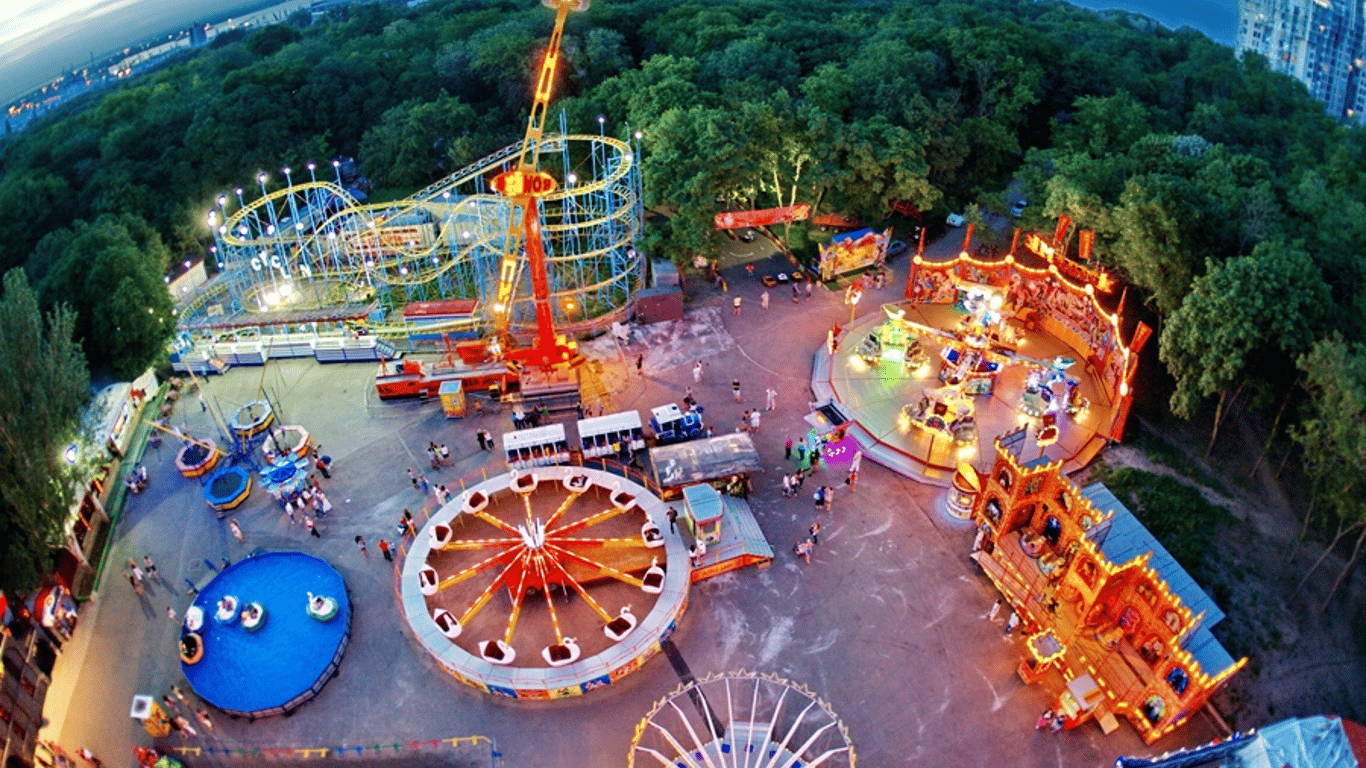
0 269 90 595
31 216 175 378
1289 335 1366 610
1160 242 1328 452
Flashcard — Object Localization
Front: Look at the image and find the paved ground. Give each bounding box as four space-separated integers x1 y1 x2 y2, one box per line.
38 231 1221 767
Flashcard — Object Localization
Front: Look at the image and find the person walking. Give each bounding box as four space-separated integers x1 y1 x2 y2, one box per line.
1003 610 1020 640
194 707 215 732
766 387 777 411
284 499 296 524
161 694 182 716
143 554 159 581
77 748 104 768
166 606 177 623
794 539 813 563
808 521 822 545
379 539 392 562
635 353 644 375
1035 708 1055 730
784 436 793 460
732 378 741 402
732 295 742 315
403 509 416 538
667 507 678 533
355 535 369 557
171 684 189 706
172 716 198 738
124 569 143 596
315 454 331 478
805 279 814 299
823 484 835 512
791 282 800 303
305 515 320 537
477 430 488 450
418 473 429 495
988 598 1004 623
407 467 418 488
129 559 145 584
760 290 769 310
229 518 245 542
693 360 703 383
782 473 791 498
749 409 761 433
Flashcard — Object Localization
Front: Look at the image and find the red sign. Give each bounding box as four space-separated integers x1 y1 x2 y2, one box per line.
714 204 811 230
492 170 558 197
1053 215 1072 244
1078 230 1095 262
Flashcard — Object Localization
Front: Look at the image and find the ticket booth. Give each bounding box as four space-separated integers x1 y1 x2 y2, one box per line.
439 380 466 419
502 424 570 470
578 410 646 458
682 483 724 545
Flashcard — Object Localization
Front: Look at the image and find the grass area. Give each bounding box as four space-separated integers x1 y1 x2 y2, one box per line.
1126 420 1228 495
1088 462 1233 584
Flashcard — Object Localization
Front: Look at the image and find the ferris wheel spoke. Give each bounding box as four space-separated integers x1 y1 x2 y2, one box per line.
458 552 525 626
438 546 523 591
665 698 723 768
531 553 566 643
548 543 644 588
542 490 584 530
470 509 523 536
442 536 521 550
539 553 614 622
549 504 632 536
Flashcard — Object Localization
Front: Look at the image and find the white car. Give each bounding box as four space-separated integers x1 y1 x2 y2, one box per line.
946 212 966 227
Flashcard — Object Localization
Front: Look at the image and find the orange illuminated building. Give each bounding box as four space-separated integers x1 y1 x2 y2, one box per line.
965 440 1245 743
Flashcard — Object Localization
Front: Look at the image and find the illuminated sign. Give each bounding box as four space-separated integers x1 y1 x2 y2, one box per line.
714 204 812 230
492 170 558 197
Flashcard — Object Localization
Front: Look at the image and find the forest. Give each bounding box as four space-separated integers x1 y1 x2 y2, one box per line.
2 0 1366 591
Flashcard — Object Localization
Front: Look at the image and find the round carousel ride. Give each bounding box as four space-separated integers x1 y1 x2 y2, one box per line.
629 671 857 768
401 465 689 699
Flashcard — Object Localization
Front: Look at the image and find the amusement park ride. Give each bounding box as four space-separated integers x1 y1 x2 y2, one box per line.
877 282 1085 448
376 0 589 402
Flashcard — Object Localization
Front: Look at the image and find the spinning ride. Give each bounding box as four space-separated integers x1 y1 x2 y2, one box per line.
401 465 688 698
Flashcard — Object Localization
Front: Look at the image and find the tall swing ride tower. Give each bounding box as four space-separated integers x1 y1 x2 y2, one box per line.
186 1 642 343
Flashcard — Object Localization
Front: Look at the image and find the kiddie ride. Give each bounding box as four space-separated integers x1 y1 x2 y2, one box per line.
376 0 589 406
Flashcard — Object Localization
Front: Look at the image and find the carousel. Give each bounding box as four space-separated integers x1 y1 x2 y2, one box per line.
813 231 1147 485
402 465 690 698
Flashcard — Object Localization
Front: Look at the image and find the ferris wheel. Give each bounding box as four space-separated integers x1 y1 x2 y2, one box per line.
629 671 857 768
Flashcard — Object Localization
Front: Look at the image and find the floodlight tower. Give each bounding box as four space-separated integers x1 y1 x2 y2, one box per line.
487 0 589 370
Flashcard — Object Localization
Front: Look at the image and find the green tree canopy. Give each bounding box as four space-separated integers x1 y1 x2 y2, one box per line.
0 269 90 595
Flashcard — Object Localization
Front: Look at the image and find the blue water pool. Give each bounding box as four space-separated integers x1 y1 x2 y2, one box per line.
181 551 350 717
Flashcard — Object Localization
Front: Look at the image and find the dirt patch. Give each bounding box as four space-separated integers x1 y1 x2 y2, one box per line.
1080 415 1366 729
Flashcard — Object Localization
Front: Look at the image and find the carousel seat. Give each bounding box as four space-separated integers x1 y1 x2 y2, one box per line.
463 491 489 515
641 521 664 548
512 470 538 494
542 638 581 667
641 560 665 594
604 606 637 641
429 524 453 549
612 489 637 512
563 473 591 494
479 639 516 665
432 608 461 639
418 566 440 596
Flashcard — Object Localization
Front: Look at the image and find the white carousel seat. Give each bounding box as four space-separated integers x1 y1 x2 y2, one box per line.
511 469 539 494
462 490 489 515
429 524 453 549
640 560 665 594
604 606 637 641
611 489 638 512
184 606 204 632
432 608 461 639
542 638 580 667
479 639 516 665
641 521 664 548
562 473 591 494
418 567 440 596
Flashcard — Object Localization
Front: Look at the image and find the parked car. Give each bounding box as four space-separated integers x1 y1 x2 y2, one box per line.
946 212 966 227
1010 199 1029 217
886 240 909 259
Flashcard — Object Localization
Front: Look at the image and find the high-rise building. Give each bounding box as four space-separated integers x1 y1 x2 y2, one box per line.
1238 0 1366 121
